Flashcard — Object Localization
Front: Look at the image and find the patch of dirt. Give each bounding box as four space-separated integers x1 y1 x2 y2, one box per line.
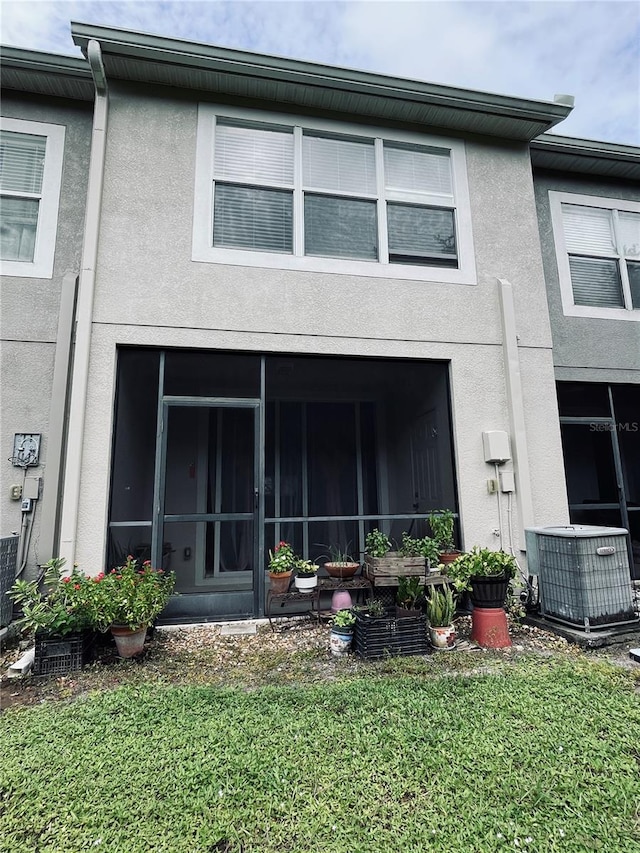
2 615 638 711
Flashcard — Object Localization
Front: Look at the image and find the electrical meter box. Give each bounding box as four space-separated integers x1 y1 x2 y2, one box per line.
482 431 511 463
525 525 637 631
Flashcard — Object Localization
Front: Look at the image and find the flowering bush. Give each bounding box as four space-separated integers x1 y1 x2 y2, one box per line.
8 558 96 637
268 541 297 574
90 556 175 632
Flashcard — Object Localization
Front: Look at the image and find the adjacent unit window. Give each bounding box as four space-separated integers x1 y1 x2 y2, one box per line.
549 191 640 319
0 117 65 279
194 106 475 284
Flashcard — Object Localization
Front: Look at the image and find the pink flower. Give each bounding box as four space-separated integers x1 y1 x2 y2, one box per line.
62 577 71 583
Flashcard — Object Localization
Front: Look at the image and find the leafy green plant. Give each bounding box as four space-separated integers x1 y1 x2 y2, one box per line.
396 576 424 610
268 541 297 574
8 558 95 637
354 598 386 618
426 585 456 627
400 534 440 566
332 609 356 629
428 510 457 554
365 529 392 557
445 546 518 592
295 559 319 577
90 556 175 631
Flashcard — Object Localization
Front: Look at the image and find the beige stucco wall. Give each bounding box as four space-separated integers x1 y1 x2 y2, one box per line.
70 83 569 573
0 96 92 578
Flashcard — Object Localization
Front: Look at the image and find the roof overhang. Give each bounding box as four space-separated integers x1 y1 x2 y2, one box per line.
0 46 94 101
531 133 640 182
70 21 572 141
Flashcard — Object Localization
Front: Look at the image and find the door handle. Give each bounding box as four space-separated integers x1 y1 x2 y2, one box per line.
254 488 259 510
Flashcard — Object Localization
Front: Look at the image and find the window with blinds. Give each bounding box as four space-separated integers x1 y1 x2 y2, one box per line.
209 118 459 268
0 117 65 279
0 130 46 262
560 201 640 311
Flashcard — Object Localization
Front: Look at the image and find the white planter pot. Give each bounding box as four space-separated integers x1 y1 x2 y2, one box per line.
429 624 456 650
294 573 318 592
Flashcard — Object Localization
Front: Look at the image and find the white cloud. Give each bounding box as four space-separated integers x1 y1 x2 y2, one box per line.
1 0 638 143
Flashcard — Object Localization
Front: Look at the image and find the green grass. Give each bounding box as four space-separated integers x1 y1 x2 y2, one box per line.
1 658 638 853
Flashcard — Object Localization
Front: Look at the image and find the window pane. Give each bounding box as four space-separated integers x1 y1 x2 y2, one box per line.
384 144 452 195
214 184 292 253
627 261 640 309
304 194 377 260
619 211 640 259
0 131 45 194
214 122 293 186
387 204 456 265
0 196 38 261
303 134 376 195
569 256 624 307
561 204 615 255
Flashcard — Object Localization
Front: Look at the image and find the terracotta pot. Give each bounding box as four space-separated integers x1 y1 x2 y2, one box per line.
268 570 293 594
429 624 457 650
438 551 461 566
324 561 360 579
110 624 148 658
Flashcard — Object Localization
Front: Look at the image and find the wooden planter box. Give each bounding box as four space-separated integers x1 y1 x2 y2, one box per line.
354 612 429 660
363 554 426 586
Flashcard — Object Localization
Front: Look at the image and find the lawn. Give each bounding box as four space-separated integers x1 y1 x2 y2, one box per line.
1 657 639 853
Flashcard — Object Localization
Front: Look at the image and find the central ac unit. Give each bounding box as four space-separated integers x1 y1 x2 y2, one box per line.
525 525 638 632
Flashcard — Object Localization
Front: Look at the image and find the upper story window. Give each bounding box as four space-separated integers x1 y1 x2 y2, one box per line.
193 106 475 285
0 117 65 279
549 191 640 321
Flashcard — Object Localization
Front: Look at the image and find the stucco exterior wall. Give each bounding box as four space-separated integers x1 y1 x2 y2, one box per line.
71 82 568 572
534 169 640 384
0 96 92 577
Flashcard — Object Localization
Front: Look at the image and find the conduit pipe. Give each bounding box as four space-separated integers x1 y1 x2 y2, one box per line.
58 40 108 568
497 278 534 550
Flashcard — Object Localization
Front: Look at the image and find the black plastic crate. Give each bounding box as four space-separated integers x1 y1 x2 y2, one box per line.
354 612 429 660
33 631 96 676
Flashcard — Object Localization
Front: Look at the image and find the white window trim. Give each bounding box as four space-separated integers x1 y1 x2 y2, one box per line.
0 117 66 280
549 190 640 322
193 105 476 285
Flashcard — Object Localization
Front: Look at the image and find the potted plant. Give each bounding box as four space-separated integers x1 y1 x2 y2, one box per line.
396 576 424 618
294 558 320 592
428 510 461 565
91 556 175 657
329 608 356 656
364 529 425 581
8 558 97 674
323 544 360 579
445 546 517 608
268 541 297 594
426 585 456 649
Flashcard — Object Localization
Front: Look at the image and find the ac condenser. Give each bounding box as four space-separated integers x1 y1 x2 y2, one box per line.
525 525 638 631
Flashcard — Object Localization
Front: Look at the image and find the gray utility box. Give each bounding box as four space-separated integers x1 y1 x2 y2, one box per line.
525 525 638 632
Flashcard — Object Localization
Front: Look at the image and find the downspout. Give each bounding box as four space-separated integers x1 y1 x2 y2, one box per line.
498 279 534 550
58 39 108 568
38 271 79 562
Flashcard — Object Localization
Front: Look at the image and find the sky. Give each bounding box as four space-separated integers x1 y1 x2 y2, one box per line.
1 0 639 145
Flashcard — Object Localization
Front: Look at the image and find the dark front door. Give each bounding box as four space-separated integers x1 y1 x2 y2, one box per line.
156 398 261 620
